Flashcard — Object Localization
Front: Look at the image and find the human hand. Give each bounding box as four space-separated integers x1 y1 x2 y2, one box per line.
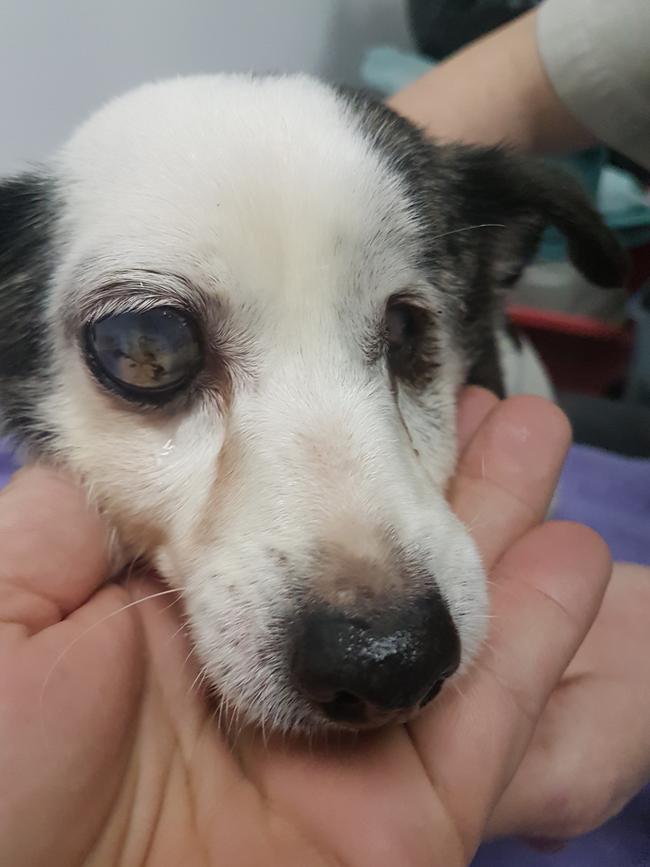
0 390 610 867
487 559 650 844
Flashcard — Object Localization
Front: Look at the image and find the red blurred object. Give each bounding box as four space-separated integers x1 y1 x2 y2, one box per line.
507 302 633 395
506 242 650 395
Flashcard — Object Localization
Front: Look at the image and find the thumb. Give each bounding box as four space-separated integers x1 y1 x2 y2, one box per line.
0 465 110 633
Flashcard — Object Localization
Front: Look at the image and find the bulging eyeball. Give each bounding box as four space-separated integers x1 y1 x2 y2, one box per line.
83 306 203 404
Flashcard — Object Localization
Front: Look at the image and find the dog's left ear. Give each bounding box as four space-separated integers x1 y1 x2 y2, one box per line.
442 144 627 289
436 146 627 394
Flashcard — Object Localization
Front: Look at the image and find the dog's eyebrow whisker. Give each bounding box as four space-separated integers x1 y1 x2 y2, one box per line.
428 222 506 243
38 587 184 718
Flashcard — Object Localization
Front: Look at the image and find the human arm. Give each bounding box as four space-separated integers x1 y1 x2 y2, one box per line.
388 8 596 153
389 0 650 170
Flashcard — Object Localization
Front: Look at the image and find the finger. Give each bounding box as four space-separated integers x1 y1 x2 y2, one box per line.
0 580 143 867
0 466 110 635
487 562 650 840
450 395 571 570
409 520 611 853
456 386 499 453
486 677 644 842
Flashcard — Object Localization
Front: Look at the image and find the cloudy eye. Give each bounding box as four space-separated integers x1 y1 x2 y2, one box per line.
83 307 203 404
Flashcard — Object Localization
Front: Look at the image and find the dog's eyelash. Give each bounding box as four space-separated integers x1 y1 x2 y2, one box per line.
85 294 191 324
68 269 212 330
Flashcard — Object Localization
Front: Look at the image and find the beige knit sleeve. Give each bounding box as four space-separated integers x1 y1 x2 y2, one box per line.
537 0 650 168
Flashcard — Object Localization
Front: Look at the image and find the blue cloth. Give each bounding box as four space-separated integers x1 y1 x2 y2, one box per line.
0 446 19 486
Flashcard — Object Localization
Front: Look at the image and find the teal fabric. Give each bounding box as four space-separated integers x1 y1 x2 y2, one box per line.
361 45 433 94
361 45 650 260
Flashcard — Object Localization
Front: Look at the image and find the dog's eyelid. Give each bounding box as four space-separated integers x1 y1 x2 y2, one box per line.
386 287 441 313
63 270 219 336
81 294 200 326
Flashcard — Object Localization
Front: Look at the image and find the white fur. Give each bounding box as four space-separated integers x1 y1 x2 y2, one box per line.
36 75 487 732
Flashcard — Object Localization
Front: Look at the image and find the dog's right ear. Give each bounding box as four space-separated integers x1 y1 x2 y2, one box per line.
0 173 54 439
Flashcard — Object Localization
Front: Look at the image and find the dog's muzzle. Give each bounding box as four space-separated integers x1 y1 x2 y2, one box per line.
290 591 460 728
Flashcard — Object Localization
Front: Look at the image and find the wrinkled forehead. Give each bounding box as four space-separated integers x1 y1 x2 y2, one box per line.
53 76 426 313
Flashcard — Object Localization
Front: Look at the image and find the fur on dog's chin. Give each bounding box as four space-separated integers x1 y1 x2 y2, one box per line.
0 73 623 735
224 700 427 738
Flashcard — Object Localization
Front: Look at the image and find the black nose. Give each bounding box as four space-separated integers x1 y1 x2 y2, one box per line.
290 592 460 727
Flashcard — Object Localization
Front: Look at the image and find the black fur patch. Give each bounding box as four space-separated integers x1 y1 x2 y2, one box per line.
341 88 626 395
0 173 55 442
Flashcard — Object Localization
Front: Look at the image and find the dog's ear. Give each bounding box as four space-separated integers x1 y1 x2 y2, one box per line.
436 146 627 395
442 145 627 289
0 173 54 439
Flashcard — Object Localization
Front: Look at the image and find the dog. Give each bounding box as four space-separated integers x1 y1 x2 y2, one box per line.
0 74 624 734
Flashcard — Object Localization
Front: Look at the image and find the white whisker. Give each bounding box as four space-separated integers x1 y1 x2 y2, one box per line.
39 587 183 720
188 664 208 698
429 223 506 243
165 620 190 648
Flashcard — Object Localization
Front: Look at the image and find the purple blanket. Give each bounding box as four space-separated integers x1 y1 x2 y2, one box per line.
0 446 19 486
0 444 648 863
552 445 650 567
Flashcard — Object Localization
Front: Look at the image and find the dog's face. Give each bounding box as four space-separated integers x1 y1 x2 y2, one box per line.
0 75 624 733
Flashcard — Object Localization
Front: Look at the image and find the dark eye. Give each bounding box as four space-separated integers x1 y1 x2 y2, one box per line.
384 299 437 385
83 307 203 404
385 302 421 352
